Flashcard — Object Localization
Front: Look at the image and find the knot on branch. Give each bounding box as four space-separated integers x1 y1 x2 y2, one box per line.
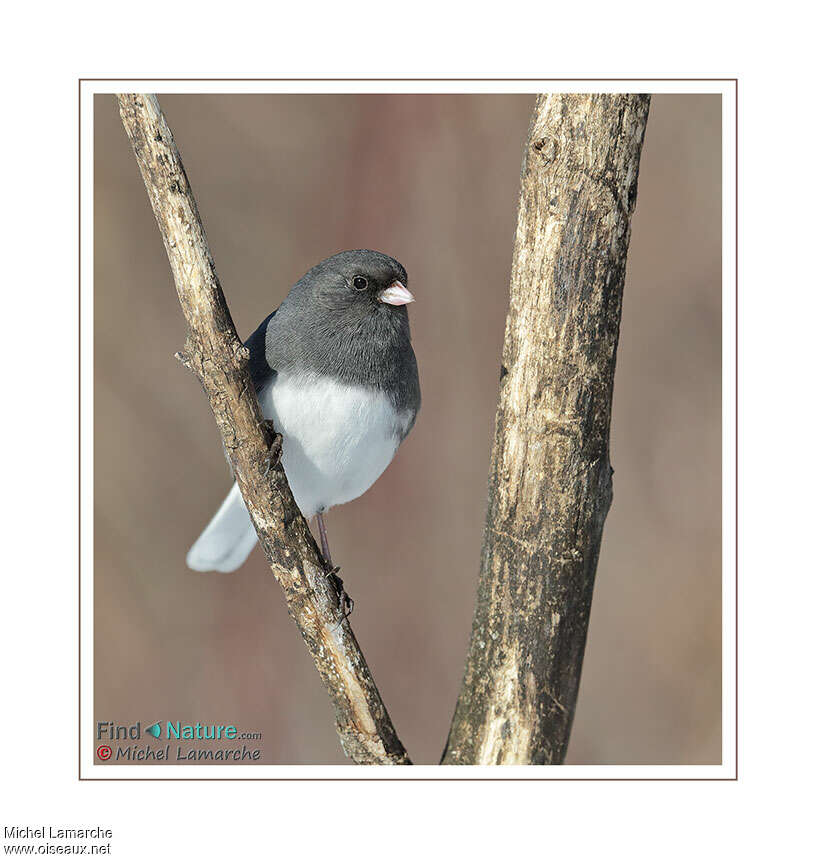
175 335 202 377
532 135 559 163
234 344 250 369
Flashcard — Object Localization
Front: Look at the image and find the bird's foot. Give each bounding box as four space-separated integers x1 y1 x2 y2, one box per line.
323 564 354 621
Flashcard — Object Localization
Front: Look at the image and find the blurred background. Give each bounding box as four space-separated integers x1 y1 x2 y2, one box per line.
93 93 721 765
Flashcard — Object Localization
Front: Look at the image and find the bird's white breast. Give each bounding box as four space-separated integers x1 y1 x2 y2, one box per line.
258 371 411 519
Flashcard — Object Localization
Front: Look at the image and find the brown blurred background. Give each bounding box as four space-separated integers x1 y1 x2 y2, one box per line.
93 93 721 765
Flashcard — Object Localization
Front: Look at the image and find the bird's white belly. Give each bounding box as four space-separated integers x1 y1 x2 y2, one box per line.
258 372 409 518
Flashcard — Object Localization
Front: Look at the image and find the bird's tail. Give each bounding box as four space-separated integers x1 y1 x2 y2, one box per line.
186 483 257 573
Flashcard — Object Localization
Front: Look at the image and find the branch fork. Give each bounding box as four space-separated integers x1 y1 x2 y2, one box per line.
118 91 649 767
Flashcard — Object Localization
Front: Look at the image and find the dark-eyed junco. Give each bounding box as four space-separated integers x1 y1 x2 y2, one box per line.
187 249 420 573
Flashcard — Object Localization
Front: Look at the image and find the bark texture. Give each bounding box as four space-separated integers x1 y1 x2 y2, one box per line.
443 94 651 765
117 93 410 765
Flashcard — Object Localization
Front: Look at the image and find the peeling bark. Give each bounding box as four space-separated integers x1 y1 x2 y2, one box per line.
443 94 651 765
117 94 409 765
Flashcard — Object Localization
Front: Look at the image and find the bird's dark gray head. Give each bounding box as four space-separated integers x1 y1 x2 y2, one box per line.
295 249 413 315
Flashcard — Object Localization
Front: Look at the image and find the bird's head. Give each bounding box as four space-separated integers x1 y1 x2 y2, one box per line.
305 250 414 316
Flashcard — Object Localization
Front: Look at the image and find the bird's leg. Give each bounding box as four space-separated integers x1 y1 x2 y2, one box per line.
315 511 354 619
316 511 333 567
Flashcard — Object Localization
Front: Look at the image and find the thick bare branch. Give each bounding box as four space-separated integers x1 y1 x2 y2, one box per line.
443 94 650 765
117 93 410 765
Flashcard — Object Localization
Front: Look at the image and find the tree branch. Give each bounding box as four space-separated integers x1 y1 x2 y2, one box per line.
117 93 410 765
442 94 651 765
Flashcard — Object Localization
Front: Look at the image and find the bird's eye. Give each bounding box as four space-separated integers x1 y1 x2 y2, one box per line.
352 276 368 291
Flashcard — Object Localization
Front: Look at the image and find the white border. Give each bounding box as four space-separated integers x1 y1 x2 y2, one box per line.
79 79 736 780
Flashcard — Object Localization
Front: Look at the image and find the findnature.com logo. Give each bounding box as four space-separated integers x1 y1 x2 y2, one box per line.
95 720 263 762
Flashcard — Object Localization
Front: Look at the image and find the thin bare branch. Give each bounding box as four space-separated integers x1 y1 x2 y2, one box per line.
117 93 410 765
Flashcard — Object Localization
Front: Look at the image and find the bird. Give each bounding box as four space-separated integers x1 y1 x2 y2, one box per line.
186 249 420 574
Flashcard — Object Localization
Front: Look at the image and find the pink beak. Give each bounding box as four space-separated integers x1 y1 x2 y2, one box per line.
378 280 415 306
